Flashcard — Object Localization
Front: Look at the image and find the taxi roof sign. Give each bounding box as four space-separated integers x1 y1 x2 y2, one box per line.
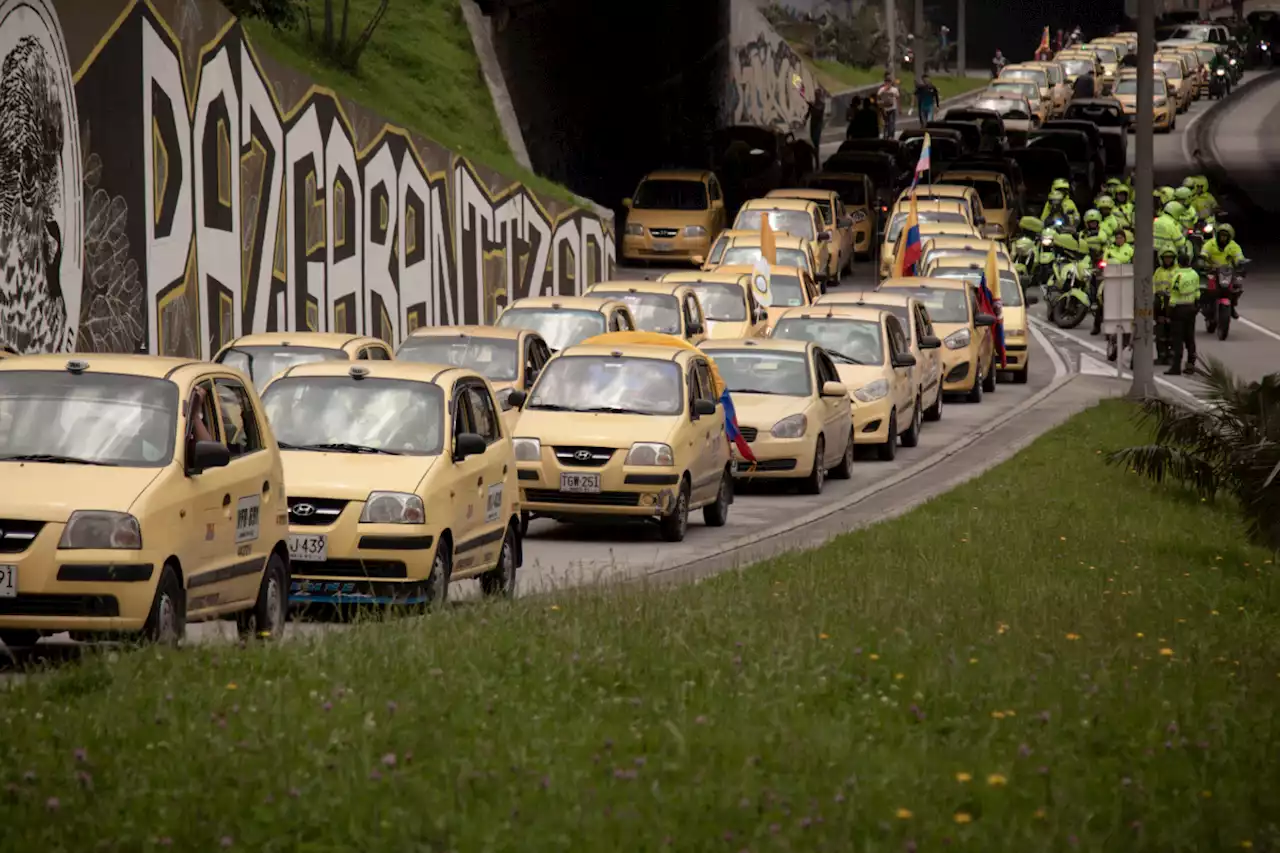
66 359 88 374
349 365 370 380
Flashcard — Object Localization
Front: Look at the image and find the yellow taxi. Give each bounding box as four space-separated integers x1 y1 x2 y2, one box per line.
1054 52 1103 95
702 229 753 270
510 333 732 542
1114 71 1174 132
772 304 921 461
987 80 1049 125
659 271 770 339
1080 43 1121 93
879 198 979 279
917 236 1011 274
583 280 708 344
1092 35 1135 56
765 188 857 279
936 170 1018 240
804 172 877 258
732 199 833 287
699 338 854 492
919 257 1037 383
897 184 987 231
0 354 291 647
812 288 945 422
997 64 1055 116
396 325 552 432
877 277 997 402
712 263 820 331
1026 60 1071 115
214 332 394 392
495 296 637 352
622 169 727 266
260 360 522 605
1160 46 1206 97
703 230 820 281
1153 55 1194 112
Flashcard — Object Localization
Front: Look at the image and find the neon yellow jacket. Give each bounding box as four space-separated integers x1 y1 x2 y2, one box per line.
1201 239 1244 267
1169 267 1201 306
1153 215 1187 255
1103 243 1134 263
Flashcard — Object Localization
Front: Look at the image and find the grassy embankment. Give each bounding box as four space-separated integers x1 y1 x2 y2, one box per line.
812 59 989 103
242 0 578 204
3 400 1279 850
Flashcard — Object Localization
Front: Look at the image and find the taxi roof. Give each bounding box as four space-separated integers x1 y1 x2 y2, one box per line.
939 170 1005 182
557 342 696 362
766 188 837 202
785 304 887 322
0 353 202 379
698 337 812 354
713 263 806 278
740 197 820 213
642 169 712 182
815 290 916 307
1003 63 1047 72
726 232 810 249
922 236 1006 251
404 324 526 340
661 271 751 284
506 295 623 311
890 198 969 214
902 184 978 199
878 275 969 292
271 359 474 384
224 332 380 349
587 280 689 295
929 255 1015 272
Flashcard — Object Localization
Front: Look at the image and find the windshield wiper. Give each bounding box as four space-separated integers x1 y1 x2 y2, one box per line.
577 406 654 415
731 388 781 395
826 350 868 366
526 403 574 411
0 453 116 466
278 442 401 455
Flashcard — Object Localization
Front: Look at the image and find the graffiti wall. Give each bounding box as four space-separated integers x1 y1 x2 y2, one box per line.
725 0 819 133
0 0 615 358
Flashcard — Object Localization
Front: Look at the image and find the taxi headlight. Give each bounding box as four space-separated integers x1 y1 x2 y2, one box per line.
944 329 972 350
360 492 425 524
1155 97 1168 107
625 442 675 466
853 380 889 403
513 437 541 461
59 511 142 550
770 414 808 438
682 225 707 238
625 223 644 236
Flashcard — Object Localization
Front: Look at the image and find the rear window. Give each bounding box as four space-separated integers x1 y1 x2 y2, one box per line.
808 177 866 205
931 268 1023 306
940 178 1004 209
1156 61 1183 79
886 210 968 242
734 208 816 241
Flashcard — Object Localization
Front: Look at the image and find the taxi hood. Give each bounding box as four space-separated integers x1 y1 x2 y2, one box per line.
515 409 682 449
833 363 887 392
282 451 437 500
729 393 810 426
704 319 755 339
627 208 709 228
0 462 164 521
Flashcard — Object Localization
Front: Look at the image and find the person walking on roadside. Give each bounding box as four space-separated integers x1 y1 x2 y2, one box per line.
876 73 901 139
914 74 940 126
805 86 827 150
991 48 1007 78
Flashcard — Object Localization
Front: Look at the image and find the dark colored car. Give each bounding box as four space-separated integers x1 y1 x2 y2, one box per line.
711 125 816 218
1008 147 1075 214
925 120 983 155
1060 99 1130 176
940 107 1010 152
1028 129 1097 200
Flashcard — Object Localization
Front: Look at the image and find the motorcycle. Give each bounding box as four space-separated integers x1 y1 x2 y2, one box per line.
1209 67 1228 99
1200 260 1248 340
1049 260 1091 329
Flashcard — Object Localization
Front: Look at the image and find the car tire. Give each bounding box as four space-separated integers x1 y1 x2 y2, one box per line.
0 630 39 650
660 479 691 542
142 563 185 646
967 368 984 403
426 540 452 607
900 397 922 448
235 552 288 641
877 412 898 461
703 469 733 526
801 437 826 494
983 356 998 393
519 510 531 538
830 428 856 479
924 384 944 421
480 523 519 598
1013 365 1029 384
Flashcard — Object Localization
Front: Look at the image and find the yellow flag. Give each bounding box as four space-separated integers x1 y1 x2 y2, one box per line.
761 216 777 266
986 242 1001 305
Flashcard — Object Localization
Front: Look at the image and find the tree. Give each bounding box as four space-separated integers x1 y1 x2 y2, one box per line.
304 0 390 71
225 0 302 29
1108 357 1280 552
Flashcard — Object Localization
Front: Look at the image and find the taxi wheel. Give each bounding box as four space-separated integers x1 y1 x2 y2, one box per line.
1013 366 1029 384
659 480 691 542
900 398 922 448
480 524 519 598
967 369 984 403
0 630 39 649
801 437 826 494
703 469 733 526
519 511 531 538
924 385 944 422
426 542 452 606
142 564 186 646
877 412 898 462
236 553 287 641
982 357 998 393
830 428 856 479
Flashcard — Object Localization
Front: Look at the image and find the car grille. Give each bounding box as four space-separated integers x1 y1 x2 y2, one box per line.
524 489 642 507
291 560 408 579
0 520 44 554
737 426 759 442
746 458 799 472
553 446 616 467
0 595 119 617
288 497 349 526
649 228 678 238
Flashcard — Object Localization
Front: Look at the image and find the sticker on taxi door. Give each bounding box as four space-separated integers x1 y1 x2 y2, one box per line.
236 495 261 544
486 484 503 523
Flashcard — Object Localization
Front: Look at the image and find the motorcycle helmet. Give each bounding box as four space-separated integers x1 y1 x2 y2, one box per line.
1051 178 1072 193
1157 186 1175 204
1158 247 1178 264
1181 176 1198 191
1095 194 1115 213
1019 215 1045 234
1047 190 1066 207
1083 209 1102 231
1215 222 1235 241
1174 186 1194 204
1040 227 1057 246
1114 186 1130 203
1163 200 1185 219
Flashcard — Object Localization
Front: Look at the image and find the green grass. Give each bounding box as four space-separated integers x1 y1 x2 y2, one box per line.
813 58 988 104
242 1 579 205
4 400 1280 850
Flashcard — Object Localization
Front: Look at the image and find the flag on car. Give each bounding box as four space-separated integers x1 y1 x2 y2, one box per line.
911 132 931 188
720 388 757 464
1038 26 1051 55
893 191 922 277
979 243 1008 368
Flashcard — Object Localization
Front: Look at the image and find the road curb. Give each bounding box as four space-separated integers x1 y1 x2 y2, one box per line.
1190 70 1280 220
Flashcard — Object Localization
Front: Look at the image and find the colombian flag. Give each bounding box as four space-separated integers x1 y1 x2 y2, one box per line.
893 191 922 277
720 390 757 464
978 243 1007 368
1038 26 1051 55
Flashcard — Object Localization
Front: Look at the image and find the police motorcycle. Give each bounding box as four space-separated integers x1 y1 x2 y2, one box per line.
1044 234 1093 329
1198 257 1250 340
1209 64 1229 99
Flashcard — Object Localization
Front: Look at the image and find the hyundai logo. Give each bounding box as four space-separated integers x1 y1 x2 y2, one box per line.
574 450 593 461
292 504 316 517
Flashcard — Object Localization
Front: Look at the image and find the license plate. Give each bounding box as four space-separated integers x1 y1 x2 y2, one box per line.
0 565 14 598
560 473 601 493
651 240 674 252
288 534 327 563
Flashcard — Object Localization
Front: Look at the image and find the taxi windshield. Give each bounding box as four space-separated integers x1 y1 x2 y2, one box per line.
1091 46 1119 63
887 210 968 242
908 288 970 322
931 268 1024 306
1059 59 1094 76
527 356 683 416
973 98 1030 118
1156 61 1182 79
771 318 884 365
722 246 810 272
734 209 816 240
714 351 811 396
633 179 707 211
396 335 518 381
854 301 911 325
261 377 444 455
707 235 731 264
1002 69 1045 86
496 308 605 351
0 371 179 467
763 275 808 308
218 345 347 392
686 283 747 321
990 82 1038 99
592 292 682 334
1114 77 1139 95
940 178 1004 209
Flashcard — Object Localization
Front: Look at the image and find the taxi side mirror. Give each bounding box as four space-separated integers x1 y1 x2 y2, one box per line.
919 334 942 349
692 398 717 418
816 231 832 242
752 307 769 324
891 352 917 369
974 312 997 327
691 254 705 265
687 321 705 336
507 389 527 410
188 440 231 475
454 432 487 461
821 380 847 397
838 216 855 228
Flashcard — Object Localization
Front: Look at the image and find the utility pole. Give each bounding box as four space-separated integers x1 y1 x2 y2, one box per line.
957 0 966 76
1130 0 1158 399
914 0 927 81
886 0 897 76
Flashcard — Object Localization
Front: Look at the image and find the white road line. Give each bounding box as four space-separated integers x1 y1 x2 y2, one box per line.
1181 99 1213 166
1029 320 1067 379
1238 315 1280 343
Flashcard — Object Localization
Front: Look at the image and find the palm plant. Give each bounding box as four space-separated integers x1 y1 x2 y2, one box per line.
1108 357 1280 552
